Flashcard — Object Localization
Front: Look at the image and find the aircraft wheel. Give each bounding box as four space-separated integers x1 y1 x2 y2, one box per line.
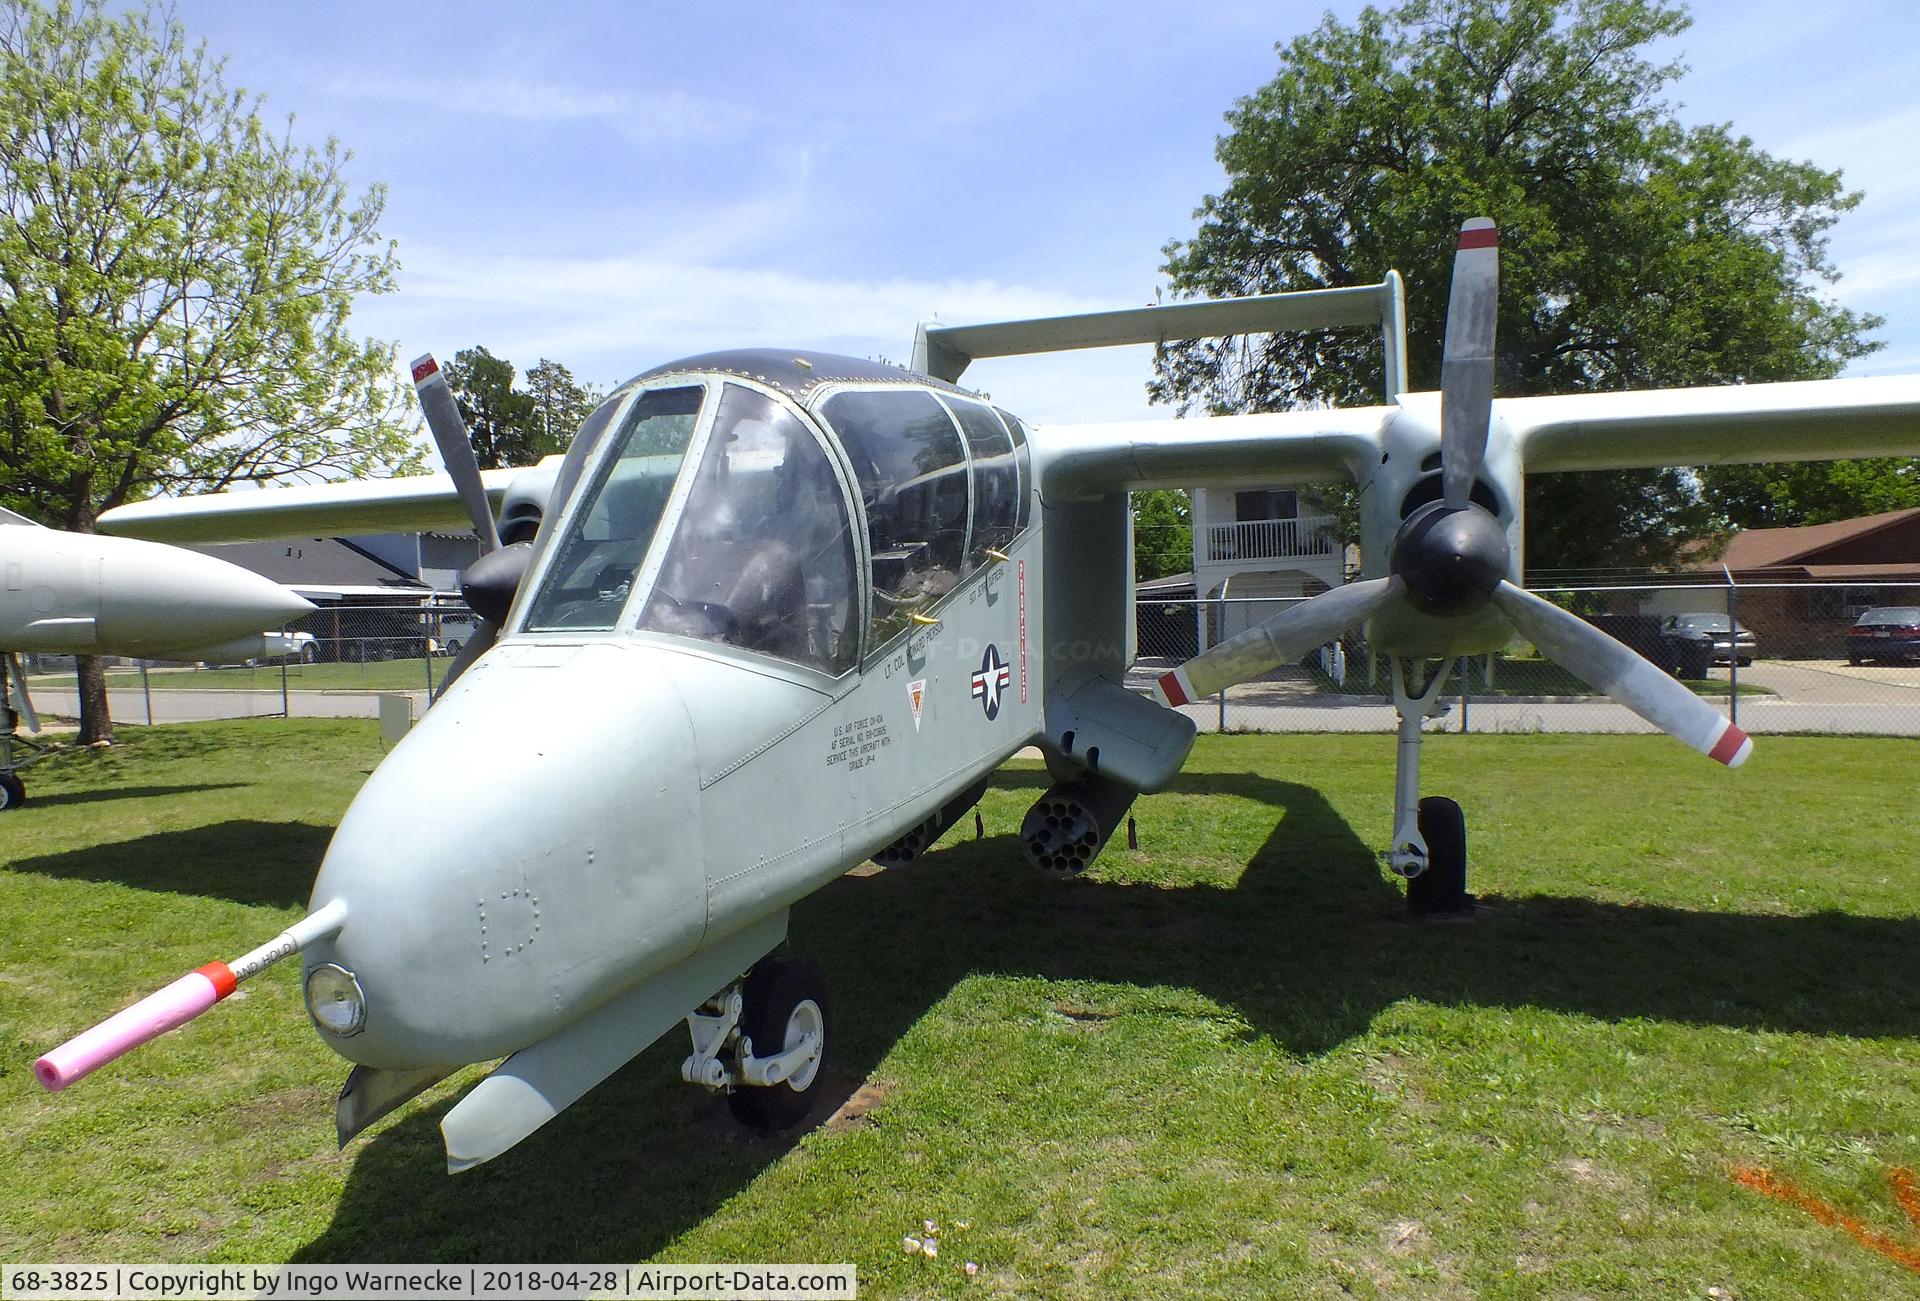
727 956 829 1131
1406 796 1469 918
0 772 24 810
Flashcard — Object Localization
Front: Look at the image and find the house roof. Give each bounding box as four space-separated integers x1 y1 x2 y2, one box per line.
1138 571 1196 593
1719 506 1920 568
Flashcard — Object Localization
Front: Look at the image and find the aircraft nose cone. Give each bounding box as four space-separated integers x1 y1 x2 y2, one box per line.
1390 503 1509 617
95 536 313 650
301 641 707 1070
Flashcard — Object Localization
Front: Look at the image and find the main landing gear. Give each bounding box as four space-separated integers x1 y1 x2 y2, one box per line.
0 653 48 811
1387 657 1475 921
682 953 830 1130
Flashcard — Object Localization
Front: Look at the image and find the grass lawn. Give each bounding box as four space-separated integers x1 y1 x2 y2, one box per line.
3 721 1918 1296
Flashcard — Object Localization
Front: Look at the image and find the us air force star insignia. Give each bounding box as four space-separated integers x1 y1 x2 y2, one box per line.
970 644 1012 720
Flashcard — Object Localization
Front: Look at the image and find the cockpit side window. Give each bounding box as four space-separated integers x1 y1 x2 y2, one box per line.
941 396 1021 567
521 386 702 632
817 389 969 651
994 407 1033 532
639 384 859 675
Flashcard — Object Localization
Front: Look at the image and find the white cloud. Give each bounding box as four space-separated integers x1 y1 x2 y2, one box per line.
349 245 1160 418
313 70 755 144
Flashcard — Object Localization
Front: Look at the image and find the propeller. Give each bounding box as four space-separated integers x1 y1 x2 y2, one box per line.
1151 218 1753 768
1489 582 1749 764
410 354 529 696
412 354 501 554
1441 217 1497 510
1154 577 1401 705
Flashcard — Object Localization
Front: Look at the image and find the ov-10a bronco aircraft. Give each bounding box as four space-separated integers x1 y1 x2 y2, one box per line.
38 221 1920 1173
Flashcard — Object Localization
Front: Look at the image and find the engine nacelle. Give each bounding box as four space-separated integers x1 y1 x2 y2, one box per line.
1020 773 1136 877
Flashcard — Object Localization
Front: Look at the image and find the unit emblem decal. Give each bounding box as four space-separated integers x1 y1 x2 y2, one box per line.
907 679 926 732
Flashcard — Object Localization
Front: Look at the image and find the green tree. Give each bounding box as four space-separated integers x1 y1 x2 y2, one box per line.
1700 458 1920 530
443 346 539 469
1154 0 1882 575
523 358 599 453
0 0 415 741
1131 489 1193 581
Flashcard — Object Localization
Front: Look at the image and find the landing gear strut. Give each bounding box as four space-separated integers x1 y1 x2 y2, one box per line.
682 954 829 1130
1387 657 1474 919
0 653 48 811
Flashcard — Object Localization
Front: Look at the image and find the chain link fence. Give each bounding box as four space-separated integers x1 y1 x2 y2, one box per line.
23 583 1920 737
1135 581 1920 737
23 603 476 724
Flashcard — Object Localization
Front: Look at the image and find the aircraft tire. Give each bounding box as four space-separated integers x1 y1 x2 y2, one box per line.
727 956 829 1131
0 771 24 810
1406 796 1469 918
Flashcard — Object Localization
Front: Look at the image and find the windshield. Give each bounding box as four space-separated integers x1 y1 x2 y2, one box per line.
640 384 859 674
1860 607 1920 625
521 386 703 631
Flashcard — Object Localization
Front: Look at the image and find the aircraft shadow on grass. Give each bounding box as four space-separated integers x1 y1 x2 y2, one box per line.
7 820 327 909
20 782 249 810
290 769 1920 1264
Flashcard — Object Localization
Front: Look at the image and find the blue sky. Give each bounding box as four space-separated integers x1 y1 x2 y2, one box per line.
172 0 1920 428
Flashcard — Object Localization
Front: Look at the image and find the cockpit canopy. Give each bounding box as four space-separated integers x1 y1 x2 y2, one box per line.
514 351 1031 677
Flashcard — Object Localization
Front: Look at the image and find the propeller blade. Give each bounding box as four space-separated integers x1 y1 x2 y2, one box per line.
1441 217 1499 510
5 653 39 733
432 619 499 702
410 353 502 554
1490 581 1751 766
1153 577 1402 706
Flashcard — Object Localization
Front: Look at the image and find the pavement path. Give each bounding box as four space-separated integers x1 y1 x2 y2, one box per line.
29 687 427 723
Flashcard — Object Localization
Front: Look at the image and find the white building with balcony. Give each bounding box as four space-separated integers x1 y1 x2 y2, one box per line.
1187 486 1349 649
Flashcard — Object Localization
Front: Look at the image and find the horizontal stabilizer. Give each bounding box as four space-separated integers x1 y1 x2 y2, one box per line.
916 275 1408 396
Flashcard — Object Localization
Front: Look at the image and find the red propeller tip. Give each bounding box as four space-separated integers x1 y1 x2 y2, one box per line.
1708 723 1752 767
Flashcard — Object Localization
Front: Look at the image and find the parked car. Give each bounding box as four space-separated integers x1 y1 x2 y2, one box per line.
430 614 482 657
292 608 432 663
1846 606 1920 664
1660 612 1757 674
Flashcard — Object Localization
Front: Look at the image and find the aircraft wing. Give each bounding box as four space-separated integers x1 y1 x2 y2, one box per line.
1509 375 1920 472
96 469 523 543
1033 407 1393 499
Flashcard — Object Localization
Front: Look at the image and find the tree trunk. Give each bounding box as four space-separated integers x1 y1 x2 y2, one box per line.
76 654 114 743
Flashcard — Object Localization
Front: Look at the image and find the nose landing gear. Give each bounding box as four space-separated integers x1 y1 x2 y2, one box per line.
1387 657 1475 921
681 954 830 1130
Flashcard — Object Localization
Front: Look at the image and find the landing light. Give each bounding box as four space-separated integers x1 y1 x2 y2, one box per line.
304 963 367 1037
